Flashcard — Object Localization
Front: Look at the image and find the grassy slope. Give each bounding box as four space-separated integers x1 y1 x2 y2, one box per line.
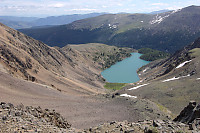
125 47 200 116
72 43 135 69
104 83 127 90
189 48 200 57
132 77 200 115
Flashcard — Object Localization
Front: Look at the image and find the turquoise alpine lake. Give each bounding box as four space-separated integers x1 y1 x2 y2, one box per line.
101 53 150 83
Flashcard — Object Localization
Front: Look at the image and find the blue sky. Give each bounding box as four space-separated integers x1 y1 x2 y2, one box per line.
0 0 200 17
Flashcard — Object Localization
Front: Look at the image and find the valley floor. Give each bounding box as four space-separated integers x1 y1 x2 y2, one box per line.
0 71 167 129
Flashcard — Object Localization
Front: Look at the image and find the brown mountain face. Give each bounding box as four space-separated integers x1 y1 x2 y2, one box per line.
0 22 133 95
0 23 100 95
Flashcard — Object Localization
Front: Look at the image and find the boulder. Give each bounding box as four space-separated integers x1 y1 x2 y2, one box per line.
174 101 200 130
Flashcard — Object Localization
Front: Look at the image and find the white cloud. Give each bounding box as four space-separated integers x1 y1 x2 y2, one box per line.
166 6 182 10
102 5 107 8
151 3 168 6
0 0 200 17
117 3 123 6
49 3 65 8
70 8 97 11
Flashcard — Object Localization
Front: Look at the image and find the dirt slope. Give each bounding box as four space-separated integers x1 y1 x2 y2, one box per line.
0 70 171 128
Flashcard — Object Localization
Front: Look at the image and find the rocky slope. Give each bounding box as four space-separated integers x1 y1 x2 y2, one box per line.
85 101 200 133
174 101 200 122
1 101 198 132
20 6 200 52
0 102 72 132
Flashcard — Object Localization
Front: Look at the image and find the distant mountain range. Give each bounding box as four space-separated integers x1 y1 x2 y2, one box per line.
19 5 200 53
0 13 106 29
0 9 177 29
149 9 172 14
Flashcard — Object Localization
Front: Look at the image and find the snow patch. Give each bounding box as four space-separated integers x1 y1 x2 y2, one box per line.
150 14 168 24
150 9 181 25
128 83 149 90
120 94 137 98
108 24 117 29
197 78 200 80
143 68 148 73
162 74 190 82
112 25 117 28
139 80 144 83
176 60 192 69
181 74 191 78
140 21 144 23
162 77 180 82
171 9 182 14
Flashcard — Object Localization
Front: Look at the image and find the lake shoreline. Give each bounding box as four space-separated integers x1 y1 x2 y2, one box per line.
101 52 150 83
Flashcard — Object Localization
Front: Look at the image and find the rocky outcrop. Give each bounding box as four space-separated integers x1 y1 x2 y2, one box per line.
0 102 71 132
83 119 191 133
1 101 199 132
174 101 200 130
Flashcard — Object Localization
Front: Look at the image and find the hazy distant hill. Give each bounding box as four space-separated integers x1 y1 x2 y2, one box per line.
149 9 172 14
0 13 105 29
31 13 106 27
0 19 32 29
19 13 155 47
20 6 200 53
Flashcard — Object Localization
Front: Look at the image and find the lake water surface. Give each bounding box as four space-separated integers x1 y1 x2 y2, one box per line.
101 53 150 83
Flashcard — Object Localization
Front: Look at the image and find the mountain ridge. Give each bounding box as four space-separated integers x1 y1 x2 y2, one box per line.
19 5 200 53
0 13 106 29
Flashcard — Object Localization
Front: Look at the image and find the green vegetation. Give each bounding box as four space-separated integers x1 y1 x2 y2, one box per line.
156 103 171 115
146 126 159 133
189 48 200 58
93 47 133 69
138 48 170 61
104 82 126 90
131 77 200 115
